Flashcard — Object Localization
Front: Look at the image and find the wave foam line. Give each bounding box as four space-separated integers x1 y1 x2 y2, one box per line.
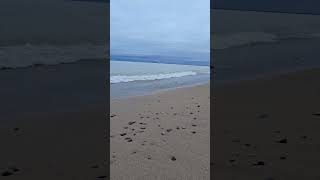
111 71 197 83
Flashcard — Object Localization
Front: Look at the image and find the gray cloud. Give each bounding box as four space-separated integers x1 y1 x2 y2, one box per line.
111 0 209 61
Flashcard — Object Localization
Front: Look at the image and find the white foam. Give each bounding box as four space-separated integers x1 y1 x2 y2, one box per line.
111 71 198 83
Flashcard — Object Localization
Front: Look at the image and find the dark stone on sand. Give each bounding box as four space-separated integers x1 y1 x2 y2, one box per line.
166 129 172 132
191 131 196 134
253 161 265 166
192 124 197 127
176 126 180 130
120 133 127 136
229 159 236 163
125 137 133 142
190 112 193 114
140 127 146 130
1 171 13 176
128 121 136 125
277 138 287 144
244 143 251 147
171 156 177 161
312 113 320 116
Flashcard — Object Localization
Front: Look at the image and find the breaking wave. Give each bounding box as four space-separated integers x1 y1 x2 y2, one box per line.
111 71 198 83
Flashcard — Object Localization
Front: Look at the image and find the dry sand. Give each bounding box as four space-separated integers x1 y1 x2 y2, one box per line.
213 68 320 180
110 84 210 180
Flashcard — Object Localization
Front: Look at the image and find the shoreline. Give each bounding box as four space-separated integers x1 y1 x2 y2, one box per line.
111 80 210 101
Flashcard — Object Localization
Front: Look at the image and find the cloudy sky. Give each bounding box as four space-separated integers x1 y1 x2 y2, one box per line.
111 0 209 61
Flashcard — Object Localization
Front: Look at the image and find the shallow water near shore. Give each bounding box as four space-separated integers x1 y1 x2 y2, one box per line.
110 60 210 99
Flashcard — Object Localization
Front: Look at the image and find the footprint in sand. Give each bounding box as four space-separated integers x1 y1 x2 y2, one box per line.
132 151 137 154
128 121 136 125
170 156 177 161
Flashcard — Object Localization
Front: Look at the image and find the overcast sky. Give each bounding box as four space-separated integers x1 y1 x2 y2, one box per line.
111 0 209 61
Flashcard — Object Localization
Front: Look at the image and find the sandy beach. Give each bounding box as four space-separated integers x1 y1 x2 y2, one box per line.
110 84 210 180
213 68 320 180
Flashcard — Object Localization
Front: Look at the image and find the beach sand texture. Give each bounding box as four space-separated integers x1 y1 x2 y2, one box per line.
110 84 210 180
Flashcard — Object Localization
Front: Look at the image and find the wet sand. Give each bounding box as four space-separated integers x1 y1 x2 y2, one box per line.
213 68 320 180
110 84 210 180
